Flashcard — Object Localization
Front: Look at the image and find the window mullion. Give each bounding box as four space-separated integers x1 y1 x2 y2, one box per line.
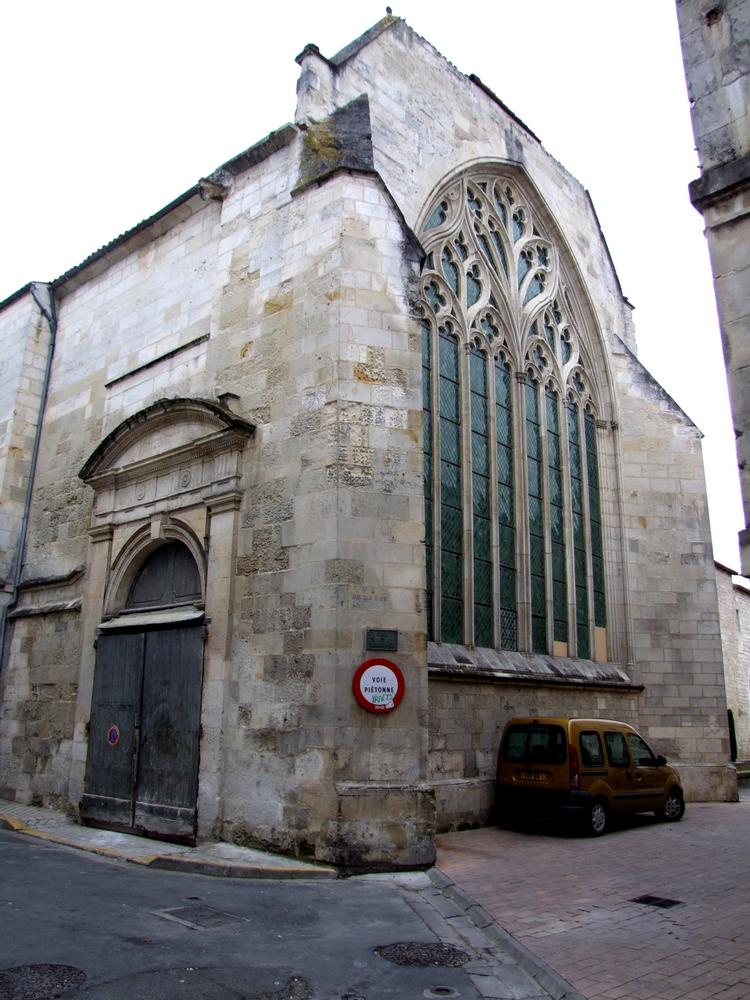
540 383 553 655
487 355 500 650
429 320 441 642
559 394 575 658
460 340 474 647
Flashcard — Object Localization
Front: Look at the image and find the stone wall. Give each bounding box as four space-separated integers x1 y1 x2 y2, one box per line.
716 564 750 759
677 0 750 575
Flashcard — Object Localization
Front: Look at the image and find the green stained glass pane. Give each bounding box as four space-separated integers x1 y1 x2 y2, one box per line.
569 443 581 481
425 201 447 230
470 351 486 394
594 588 606 628
500 565 516 605
424 454 432 492
499 524 515 566
423 413 432 454
500 609 517 650
527 422 541 458
549 470 562 507
441 550 463 598
440 420 460 465
529 495 543 536
474 604 493 648
424 498 432 537
491 232 509 275
423 371 432 412
589 463 600 490
550 503 563 542
442 505 462 552
474 514 491 557
441 461 460 507
577 624 590 659
473 473 489 516
593 554 605 588
561 338 572 364
467 273 481 306
442 249 459 294
474 607 493 648
554 617 567 643
528 458 541 497
573 512 585 549
496 405 511 444
471 392 488 432
512 212 524 243
531 576 546 615
576 586 588 623
591 517 602 552
441 597 463 644
495 361 510 401
474 557 493 605
546 393 559 433
585 414 597 452
552 542 566 581
532 616 547 653
530 537 545 577
571 476 582 510
472 434 489 477
553 583 567 620
421 322 432 367
567 404 579 443
524 274 545 304
498 485 514 526
439 379 459 421
497 444 512 484
548 433 561 470
439 336 459 380
525 382 539 422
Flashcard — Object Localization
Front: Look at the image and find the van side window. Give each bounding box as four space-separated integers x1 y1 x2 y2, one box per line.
627 733 656 767
579 731 604 766
604 731 630 767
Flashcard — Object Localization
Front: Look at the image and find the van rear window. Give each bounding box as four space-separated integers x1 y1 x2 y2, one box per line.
503 724 566 765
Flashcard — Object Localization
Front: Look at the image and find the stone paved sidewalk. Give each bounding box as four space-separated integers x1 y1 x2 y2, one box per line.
437 799 750 1000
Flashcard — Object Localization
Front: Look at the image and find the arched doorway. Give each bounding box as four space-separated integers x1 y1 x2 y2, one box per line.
80 541 205 842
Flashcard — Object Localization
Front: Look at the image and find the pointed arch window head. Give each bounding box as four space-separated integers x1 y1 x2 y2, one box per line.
419 166 609 662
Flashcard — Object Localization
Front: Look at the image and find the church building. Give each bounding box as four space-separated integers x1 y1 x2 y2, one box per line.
0 16 737 869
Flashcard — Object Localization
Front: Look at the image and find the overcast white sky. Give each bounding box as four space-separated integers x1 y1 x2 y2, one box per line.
2 0 744 569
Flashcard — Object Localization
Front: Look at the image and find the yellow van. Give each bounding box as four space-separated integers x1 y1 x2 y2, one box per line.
496 717 685 835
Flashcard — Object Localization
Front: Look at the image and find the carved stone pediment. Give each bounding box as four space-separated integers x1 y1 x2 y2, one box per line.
80 397 254 522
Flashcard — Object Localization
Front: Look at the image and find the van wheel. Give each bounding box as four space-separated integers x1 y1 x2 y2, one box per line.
586 800 608 836
655 789 685 822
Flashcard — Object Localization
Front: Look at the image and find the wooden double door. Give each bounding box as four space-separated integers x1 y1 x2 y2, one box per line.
81 624 204 843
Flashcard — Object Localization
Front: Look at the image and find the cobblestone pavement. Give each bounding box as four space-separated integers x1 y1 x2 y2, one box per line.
437 798 750 1000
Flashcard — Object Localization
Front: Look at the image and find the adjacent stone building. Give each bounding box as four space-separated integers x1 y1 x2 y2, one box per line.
716 562 750 759
0 16 737 869
677 0 750 576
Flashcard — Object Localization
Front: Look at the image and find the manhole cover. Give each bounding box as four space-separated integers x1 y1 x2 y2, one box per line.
631 894 684 909
375 943 469 967
154 904 248 929
0 963 87 1000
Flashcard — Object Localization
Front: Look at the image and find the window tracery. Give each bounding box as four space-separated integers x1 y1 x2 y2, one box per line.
420 168 609 660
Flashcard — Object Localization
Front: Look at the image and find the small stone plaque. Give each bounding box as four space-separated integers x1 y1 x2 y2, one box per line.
365 628 398 652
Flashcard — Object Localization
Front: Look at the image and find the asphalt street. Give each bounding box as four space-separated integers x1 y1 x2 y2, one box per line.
0 828 494 1000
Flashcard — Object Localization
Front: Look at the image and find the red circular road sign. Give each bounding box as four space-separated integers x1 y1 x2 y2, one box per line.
353 658 405 713
106 725 121 747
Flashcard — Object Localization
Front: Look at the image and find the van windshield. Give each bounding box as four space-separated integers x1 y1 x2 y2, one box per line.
503 724 567 765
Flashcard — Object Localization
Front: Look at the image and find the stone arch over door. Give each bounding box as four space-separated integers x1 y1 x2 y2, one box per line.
72 397 254 840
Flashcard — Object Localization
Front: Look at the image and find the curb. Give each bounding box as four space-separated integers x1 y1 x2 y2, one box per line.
0 814 336 881
429 868 586 1000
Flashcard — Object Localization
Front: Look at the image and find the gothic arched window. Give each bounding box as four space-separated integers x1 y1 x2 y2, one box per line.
420 169 609 660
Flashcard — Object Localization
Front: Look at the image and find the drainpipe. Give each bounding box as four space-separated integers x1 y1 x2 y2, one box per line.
0 282 58 672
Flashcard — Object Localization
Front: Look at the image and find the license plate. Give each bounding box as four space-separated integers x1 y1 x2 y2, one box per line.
517 771 548 782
